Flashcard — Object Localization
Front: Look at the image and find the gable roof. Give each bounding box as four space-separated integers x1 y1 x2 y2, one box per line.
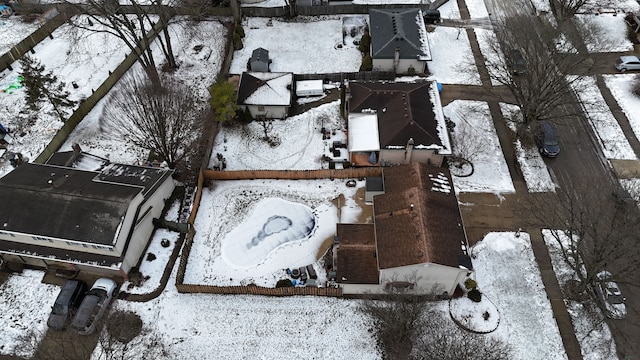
336 224 380 284
237 72 293 106
374 163 470 270
0 162 172 245
369 8 431 61
348 81 450 153
250 47 269 64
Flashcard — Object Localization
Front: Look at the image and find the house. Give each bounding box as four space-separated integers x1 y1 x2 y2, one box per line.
237 72 293 119
345 80 451 167
369 8 431 74
0 152 175 279
249 47 270 72
332 163 472 296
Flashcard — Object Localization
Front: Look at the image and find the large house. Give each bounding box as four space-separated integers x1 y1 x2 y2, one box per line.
236 72 293 119
0 151 175 278
369 8 431 74
332 163 472 296
345 80 451 167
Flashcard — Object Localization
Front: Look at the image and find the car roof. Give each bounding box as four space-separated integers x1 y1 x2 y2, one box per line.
91 278 116 292
620 56 640 62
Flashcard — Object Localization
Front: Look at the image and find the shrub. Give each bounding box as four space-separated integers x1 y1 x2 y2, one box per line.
276 279 293 288
358 31 371 53
468 288 482 302
626 24 639 44
464 278 477 290
233 32 244 50
634 75 640 97
407 65 416 75
360 54 373 71
235 23 245 38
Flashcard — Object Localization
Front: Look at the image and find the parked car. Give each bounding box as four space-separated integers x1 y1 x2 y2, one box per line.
71 278 118 335
614 56 640 72
594 271 626 319
423 10 441 24
536 121 560 157
47 279 87 330
508 49 526 75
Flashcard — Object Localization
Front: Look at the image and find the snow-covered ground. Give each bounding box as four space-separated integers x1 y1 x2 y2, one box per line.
0 15 41 55
465 0 490 18
575 14 634 53
604 74 640 143
437 0 462 19
427 26 481 85
572 76 636 160
230 16 362 75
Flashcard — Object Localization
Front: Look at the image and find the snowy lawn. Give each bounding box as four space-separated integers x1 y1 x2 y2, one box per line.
572 76 636 160
603 74 640 144
0 270 59 358
475 28 507 86
210 101 345 170
427 26 481 85
0 15 41 55
575 14 634 53
0 16 131 177
542 230 618 360
184 178 363 287
437 0 461 19
61 18 229 164
472 232 567 360
444 100 515 193
500 102 556 193
230 16 362 75
465 0 490 18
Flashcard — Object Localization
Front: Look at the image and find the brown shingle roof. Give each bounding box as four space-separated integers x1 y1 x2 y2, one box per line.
347 81 441 149
374 163 469 269
335 224 380 284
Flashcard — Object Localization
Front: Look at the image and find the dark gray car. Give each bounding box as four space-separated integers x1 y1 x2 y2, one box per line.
47 279 87 330
71 278 117 335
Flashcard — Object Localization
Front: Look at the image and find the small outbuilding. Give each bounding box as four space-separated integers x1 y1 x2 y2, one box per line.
237 72 293 119
249 47 270 72
295 80 324 97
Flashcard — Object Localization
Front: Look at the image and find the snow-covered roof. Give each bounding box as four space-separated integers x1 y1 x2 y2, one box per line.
348 112 380 152
369 8 431 61
237 72 293 106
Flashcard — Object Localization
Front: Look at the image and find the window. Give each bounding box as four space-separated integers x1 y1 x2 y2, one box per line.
0 230 15 237
257 106 265 112
32 236 49 242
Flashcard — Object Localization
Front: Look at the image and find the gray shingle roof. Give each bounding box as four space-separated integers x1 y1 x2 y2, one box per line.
369 8 431 60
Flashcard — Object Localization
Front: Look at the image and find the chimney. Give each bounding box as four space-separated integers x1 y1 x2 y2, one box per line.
405 137 414 164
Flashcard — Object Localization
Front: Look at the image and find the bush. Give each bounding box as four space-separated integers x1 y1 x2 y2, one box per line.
468 288 482 302
358 31 371 53
276 279 293 288
407 65 416 75
464 278 477 290
626 24 639 44
235 23 245 38
233 33 244 50
360 54 373 71
634 75 640 97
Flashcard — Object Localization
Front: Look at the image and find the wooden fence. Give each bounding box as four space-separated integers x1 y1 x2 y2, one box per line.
202 168 383 180
176 283 342 296
33 20 166 163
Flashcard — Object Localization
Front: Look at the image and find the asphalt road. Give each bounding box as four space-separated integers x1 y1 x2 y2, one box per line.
476 0 640 358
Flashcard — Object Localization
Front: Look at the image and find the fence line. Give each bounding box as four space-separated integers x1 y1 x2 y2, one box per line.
33 20 167 163
176 283 342 296
202 168 383 180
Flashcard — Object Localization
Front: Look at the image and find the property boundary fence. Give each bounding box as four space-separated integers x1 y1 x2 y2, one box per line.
202 167 383 180
293 71 395 82
240 2 439 17
175 283 342 296
33 20 166 163
0 12 68 73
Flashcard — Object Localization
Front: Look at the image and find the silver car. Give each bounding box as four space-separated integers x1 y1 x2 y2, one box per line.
594 271 626 319
614 56 640 72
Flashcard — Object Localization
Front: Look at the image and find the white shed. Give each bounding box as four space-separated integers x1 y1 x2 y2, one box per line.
295 80 324 97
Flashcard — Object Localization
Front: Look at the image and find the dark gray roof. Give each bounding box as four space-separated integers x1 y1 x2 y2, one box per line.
369 8 430 60
0 162 172 245
365 176 384 192
46 151 109 171
251 47 269 63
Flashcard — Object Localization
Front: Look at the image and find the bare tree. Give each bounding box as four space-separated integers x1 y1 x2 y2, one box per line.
484 15 589 139
525 184 640 321
551 0 616 20
414 308 512 360
360 293 513 360
62 0 182 84
102 72 203 168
